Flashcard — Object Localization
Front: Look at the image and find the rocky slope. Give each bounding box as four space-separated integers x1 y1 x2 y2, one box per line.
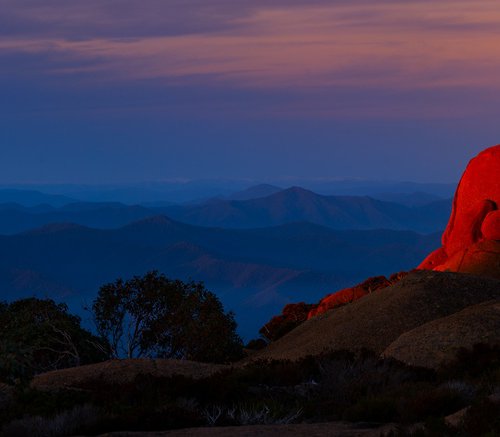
251 271 500 364
383 298 500 368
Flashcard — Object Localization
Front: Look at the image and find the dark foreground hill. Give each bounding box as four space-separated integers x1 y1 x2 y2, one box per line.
250 271 500 367
8 271 498 437
0 218 439 338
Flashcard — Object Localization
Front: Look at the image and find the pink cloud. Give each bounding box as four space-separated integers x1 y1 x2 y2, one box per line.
1 0 500 118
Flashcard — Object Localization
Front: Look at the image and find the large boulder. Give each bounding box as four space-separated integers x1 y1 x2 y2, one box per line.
419 145 500 279
383 299 500 368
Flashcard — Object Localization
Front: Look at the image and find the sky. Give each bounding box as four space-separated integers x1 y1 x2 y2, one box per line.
1 0 500 184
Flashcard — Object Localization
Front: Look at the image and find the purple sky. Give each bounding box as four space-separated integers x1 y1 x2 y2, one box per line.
1 0 499 184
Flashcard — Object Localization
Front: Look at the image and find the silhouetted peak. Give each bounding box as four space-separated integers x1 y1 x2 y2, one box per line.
279 186 317 198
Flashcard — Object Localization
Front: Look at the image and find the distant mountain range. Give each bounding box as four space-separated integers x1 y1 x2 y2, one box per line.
225 184 283 201
0 186 451 235
0 202 154 234
368 191 444 207
0 217 440 338
160 187 451 233
1 180 456 204
0 184 450 337
0 189 76 207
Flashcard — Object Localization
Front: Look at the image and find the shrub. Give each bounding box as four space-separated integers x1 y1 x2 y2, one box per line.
343 396 398 423
399 386 466 423
439 343 500 380
460 398 500 436
259 302 317 341
202 402 303 426
245 338 268 351
2 404 100 437
0 298 108 381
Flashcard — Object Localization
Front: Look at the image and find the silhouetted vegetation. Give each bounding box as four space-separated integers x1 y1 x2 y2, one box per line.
1 286 499 436
0 346 489 435
92 271 244 363
259 302 316 341
2 344 499 435
0 298 107 383
244 338 268 351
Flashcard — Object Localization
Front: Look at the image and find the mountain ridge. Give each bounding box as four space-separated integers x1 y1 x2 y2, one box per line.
0 217 440 338
160 187 450 232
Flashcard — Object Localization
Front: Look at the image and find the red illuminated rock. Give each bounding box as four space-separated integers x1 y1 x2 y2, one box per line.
307 275 395 319
418 144 500 279
481 210 500 241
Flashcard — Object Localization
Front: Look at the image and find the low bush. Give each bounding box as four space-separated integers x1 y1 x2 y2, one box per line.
1 343 498 434
401 386 466 422
343 395 398 423
460 398 500 436
2 404 100 437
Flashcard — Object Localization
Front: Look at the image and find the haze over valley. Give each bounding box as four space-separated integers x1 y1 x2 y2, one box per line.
0 183 446 338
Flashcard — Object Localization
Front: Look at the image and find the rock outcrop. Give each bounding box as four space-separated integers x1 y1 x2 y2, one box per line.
250 271 500 363
383 299 500 368
253 145 500 366
308 144 500 319
306 273 407 319
418 144 500 279
257 144 500 343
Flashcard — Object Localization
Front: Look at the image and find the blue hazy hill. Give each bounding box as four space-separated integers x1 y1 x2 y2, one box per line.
0 187 450 235
0 217 440 339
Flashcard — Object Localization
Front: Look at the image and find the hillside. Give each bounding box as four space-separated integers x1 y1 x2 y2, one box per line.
383 298 500 368
32 359 227 391
250 271 500 365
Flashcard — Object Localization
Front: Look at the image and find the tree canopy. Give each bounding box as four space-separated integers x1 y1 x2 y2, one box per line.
0 298 107 382
92 271 243 363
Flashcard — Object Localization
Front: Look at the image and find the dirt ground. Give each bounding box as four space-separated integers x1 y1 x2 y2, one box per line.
96 422 397 437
